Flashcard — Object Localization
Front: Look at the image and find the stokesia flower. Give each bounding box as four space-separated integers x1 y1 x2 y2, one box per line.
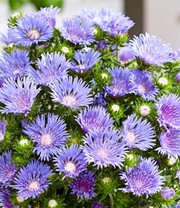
69 171 96 199
0 189 14 208
0 151 17 186
76 106 113 133
119 45 135 63
120 157 164 197
131 69 158 100
91 201 107 208
83 130 126 169
70 49 101 73
157 128 180 158
176 169 180 183
54 145 87 178
27 52 69 86
12 13 53 46
105 67 136 98
23 114 68 161
0 77 41 115
121 114 155 151
160 187 175 200
0 121 7 142
130 33 173 66
13 160 53 200
0 49 31 78
59 15 95 45
50 76 93 109
156 94 180 129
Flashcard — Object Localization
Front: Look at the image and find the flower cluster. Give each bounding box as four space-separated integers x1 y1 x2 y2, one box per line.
0 6 179 208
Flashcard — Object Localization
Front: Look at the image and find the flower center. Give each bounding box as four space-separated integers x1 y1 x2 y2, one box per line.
97 148 108 159
134 179 143 189
13 69 20 75
62 95 77 108
137 84 146 94
28 181 40 192
64 161 76 173
127 130 136 143
41 134 52 146
27 29 40 40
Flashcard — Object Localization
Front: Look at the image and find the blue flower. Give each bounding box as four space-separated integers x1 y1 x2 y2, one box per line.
156 94 180 129
0 49 31 78
157 128 180 158
27 52 69 86
70 49 101 73
131 69 158 100
130 33 173 66
54 145 87 178
120 157 164 197
91 201 107 208
0 77 41 115
83 130 126 169
50 76 93 109
23 114 68 161
121 114 155 151
12 14 53 46
119 45 135 63
0 189 14 208
105 67 136 98
69 171 96 199
176 169 180 183
13 160 53 200
59 15 95 45
76 106 113 133
0 121 7 142
0 151 17 186
160 187 175 200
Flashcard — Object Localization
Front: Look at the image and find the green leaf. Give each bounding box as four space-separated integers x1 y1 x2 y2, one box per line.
30 0 64 10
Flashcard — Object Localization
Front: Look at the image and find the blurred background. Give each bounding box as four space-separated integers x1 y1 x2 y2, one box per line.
0 0 180 49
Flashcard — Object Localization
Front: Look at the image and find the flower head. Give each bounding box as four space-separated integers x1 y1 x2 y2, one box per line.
156 94 180 129
157 128 180 158
121 114 155 151
83 130 126 169
105 67 136 98
69 171 96 199
0 49 31 78
0 121 7 142
160 187 175 200
76 106 113 133
130 33 173 66
120 157 164 197
13 14 53 46
23 114 68 161
0 189 14 208
50 76 93 109
13 160 53 200
91 201 107 208
0 77 41 115
119 45 135 63
132 69 158 100
0 151 17 186
176 71 180 82
176 169 180 182
59 15 95 45
27 52 69 86
70 49 100 73
54 145 87 178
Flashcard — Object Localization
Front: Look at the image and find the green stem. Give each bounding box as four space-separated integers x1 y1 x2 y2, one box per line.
109 193 114 208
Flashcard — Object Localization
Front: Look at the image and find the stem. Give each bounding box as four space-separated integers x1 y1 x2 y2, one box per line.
109 193 114 208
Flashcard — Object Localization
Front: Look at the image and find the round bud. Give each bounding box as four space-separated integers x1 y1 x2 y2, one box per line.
111 104 120 112
48 199 58 208
19 139 29 146
160 187 175 200
61 46 69 54
158 77 168 86
139 105 150 116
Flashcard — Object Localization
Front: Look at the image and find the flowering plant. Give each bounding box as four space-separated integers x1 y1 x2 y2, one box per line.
0 6 180 208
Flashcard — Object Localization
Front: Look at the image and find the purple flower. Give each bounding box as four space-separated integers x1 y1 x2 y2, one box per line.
12 14 53 46
130 33 173 66
0 189 14 208
23 114 68 161
70 49 101 73
0 151 17 186
156 94 180 129
0 49 31 78
176 169 180 182
105 67 136 98
169 49 180 61
0 121 7 142
121 114 155 150
50 76 93 109
83 130 126 169
132 69 158 100
176 71 180 82
120 157 164 197
0 77 41 115
27 52 69 86
54 145 87 178
13 160 53 200
59 15 95 45
37 6 60 27
157 128 180 158
91 201 107 208
119 45 135 63
160 187 175 200
69 171 96 199
76 106 113 133
93 93 107 108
